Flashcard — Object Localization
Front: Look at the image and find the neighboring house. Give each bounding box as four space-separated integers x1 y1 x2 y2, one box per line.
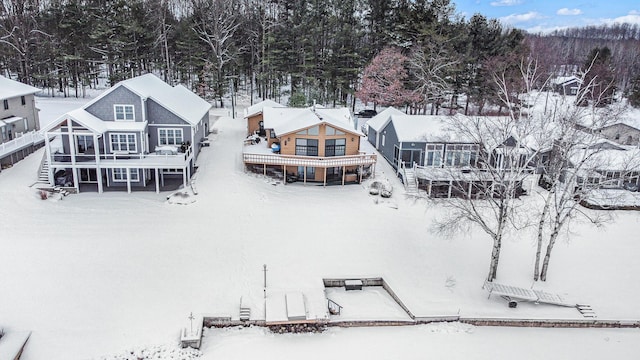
595 121 640 146
0 75 42 170
365 107 405 150
244 99 282 136
566 146 640 192
375 114 531 198
242 105 377 185
39 73 211 193
553 76 581 96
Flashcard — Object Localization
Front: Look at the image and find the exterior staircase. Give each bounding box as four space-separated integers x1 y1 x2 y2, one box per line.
402 163 419 194
36 153 51 185
239 296 251 321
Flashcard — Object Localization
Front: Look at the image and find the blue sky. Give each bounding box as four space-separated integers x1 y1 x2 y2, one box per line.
453 0 640 33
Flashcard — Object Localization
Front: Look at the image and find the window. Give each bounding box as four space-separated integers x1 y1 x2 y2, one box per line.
21 96 25 105
110 133 137 152
325 126 345 136
325 138 346 156
3 100 8 110
112 168 139 182
296 126 319 135
444 144 478 167
295 138 318 156
1 126 6 140
158 128 183 145
76 135 94 153
114 104 135 121
381 135 385 147
425 144 443 167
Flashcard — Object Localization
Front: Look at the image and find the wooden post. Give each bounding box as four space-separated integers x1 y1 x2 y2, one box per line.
182 167 187 189
428 179 432 197
66 119 80 192
263 163 266 176
448 180 452 198
323 167 327 187
155 168 160 193
304 166 307 184
94 133 103 193
342 166 346 185
126 168 132 193
283 165 286 185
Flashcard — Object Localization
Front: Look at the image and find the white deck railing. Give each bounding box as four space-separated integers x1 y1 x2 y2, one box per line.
0 130 44 158
243 152 377 168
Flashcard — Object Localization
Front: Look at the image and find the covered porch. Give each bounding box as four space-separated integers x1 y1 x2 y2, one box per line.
243 152 377 186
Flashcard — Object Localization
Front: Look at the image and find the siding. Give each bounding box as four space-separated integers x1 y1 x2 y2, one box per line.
378 122 401 167
0 94 39 144
85 86 144 122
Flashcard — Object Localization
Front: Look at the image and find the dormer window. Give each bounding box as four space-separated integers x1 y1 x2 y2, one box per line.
114 104 135 121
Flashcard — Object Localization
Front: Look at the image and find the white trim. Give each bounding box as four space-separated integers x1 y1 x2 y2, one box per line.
147 123 186 127
158 128 183 146
109 132 137 153
112 168 139 182
114 104 135 121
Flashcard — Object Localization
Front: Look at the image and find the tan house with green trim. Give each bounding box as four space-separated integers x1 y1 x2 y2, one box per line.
243 105 377 185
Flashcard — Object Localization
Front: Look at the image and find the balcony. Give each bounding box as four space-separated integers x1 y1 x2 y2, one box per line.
50 146 193 169
243 152 377 168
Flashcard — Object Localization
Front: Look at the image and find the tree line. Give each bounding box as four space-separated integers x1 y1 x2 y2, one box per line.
0 0 525 108
2 0 639 110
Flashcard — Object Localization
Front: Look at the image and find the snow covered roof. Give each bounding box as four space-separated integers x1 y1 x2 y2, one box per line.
553 76 581 86
366 107 405 132
42 108 147 134
82 74 211 126
263 106 360 137
570 148 640 171
244 99 283 118
0 75 40 100
389 115 475 143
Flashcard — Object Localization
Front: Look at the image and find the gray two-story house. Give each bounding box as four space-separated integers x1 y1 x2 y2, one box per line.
40 73 211 193
0 75 41 170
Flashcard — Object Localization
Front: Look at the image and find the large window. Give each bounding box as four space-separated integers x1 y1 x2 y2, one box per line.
3 100 8 110
114 104 135 121
295 138 318 156
425 144 443 167
110 133 137 153
112 168 139 182
325 138 346 156
444 144 478 167
158 128 183 145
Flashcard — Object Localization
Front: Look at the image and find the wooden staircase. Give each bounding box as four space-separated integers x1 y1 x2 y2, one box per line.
576 304 596 318
402 164 419 194
239 297 251 321
35 153 51 185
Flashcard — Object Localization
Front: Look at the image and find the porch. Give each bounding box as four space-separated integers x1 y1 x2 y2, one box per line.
242 152 377 186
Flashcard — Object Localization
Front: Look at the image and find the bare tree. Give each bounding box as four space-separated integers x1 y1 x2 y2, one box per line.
191 0 242 106
532 72 630 281
408 42 457 115
433 59 549 282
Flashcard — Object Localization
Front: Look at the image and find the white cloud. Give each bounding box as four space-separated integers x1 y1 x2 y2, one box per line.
557 8 582 16
490 0 522 6
500 11 543 24
602 11 640 26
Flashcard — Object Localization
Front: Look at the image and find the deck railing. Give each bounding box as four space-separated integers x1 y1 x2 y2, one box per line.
0 130 43 158
50 146 193 165
243 152 377 168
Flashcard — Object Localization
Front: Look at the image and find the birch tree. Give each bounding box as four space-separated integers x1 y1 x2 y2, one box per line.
532 69 627 281
433 59 546 282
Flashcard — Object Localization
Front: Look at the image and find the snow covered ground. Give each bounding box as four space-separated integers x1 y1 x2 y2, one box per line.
0 96 639 359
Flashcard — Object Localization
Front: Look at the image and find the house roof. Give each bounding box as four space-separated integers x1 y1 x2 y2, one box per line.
553 76 581 86
366 107 405 132
571 148 640 171
42 108 147 134
0 76 41 100
245 99 283 118
263 106 361 137
389 115 477 143
82 73 211 126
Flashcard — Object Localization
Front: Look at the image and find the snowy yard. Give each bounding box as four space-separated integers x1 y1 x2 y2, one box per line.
0 97 639 359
